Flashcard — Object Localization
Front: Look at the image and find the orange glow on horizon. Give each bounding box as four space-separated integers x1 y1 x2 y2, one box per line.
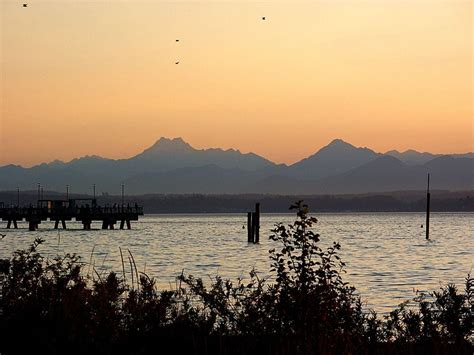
0 0 472 167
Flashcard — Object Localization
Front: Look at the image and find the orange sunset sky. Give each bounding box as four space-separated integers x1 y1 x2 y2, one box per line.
0 0 472 167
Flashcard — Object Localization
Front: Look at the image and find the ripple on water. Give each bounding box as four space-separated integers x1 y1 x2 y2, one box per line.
0 212 472 314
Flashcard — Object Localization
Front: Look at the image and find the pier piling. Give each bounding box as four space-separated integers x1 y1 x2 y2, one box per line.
119 219 131 230
247 203 261 244
82 220 91 230
28 220 40 231
426 174 430 240
6 220 18 229
247 212 252 242
54 220 67 229
255 203 260 243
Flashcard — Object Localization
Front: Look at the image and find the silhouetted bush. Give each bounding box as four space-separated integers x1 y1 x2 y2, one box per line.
178 202 369 353
382 277 473 346
0 202 472 354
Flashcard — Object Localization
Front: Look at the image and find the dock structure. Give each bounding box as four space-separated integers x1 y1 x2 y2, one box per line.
247 203 260 244
0 199 143 231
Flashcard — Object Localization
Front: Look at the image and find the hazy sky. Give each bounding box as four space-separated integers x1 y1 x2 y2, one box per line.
1 0 472 166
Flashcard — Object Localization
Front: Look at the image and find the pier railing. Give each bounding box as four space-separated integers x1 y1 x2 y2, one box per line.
0 201 143 231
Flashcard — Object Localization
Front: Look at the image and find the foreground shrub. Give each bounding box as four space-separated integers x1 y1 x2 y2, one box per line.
0 202 472 354
383 276 473 345
179 201 369 353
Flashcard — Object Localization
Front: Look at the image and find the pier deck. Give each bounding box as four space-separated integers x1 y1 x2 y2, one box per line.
0 199 143 231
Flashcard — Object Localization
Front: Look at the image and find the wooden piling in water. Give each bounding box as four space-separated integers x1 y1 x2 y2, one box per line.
247 212 252 242
28 220 38 231
255 203 260 243
426 174 430 240
251 212 257 243
6 220 17 229
82 220 91 230
54 219 67 229
247 203 261 244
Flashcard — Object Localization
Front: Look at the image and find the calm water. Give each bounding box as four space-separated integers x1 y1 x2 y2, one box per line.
0 213 472 313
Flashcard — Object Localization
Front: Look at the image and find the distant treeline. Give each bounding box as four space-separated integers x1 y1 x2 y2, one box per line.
0 190 473 213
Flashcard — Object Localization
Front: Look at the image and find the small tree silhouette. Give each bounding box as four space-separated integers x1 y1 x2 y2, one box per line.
266 201 365 349
180 201 367 351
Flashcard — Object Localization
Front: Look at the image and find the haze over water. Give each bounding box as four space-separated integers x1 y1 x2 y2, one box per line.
1 212 472 314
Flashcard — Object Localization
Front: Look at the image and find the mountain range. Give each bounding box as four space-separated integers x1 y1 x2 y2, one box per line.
0 138 472 194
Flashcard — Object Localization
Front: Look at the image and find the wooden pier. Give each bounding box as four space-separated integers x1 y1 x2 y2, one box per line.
0 199 143 231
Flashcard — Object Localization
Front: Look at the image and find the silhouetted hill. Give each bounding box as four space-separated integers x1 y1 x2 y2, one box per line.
132 137 276 172
0 138 472 194
386 149 474 165
1 190 472 212
423 156 474 190
0 137 276 193
288 139 380 179
124 165 260 194
315 156 423 193
314 156 473 194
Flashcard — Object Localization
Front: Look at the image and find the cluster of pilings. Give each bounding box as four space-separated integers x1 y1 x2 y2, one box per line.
247 203 260 244
99 217 131 230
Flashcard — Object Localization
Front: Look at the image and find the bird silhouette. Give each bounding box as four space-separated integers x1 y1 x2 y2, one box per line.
0 234 6 239
23 3 28 7
176 39 179 42
175 61 180 65
262 16 266 20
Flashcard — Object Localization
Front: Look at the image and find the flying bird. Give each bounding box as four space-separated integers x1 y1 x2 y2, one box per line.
23 3 28 7
0 234 6 239
176 39 180 42
262 16 265 20
175 61 180 65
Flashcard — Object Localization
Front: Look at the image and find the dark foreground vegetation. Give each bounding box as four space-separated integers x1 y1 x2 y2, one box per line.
0 202 472 354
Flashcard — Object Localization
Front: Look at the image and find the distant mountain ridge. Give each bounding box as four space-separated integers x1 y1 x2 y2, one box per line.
132 137 276 172
288 139 381 179
0 138 472 194
385 149 474 165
